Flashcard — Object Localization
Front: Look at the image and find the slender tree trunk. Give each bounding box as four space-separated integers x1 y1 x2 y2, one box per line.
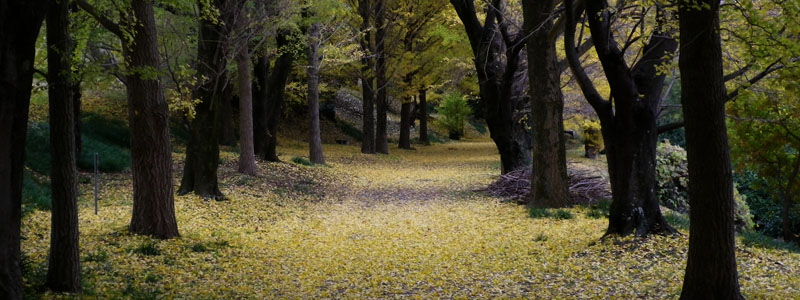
357 0 376 154
45 0 81 292
180 0 230 200
307 22 325 164
522 0 569 208
253 54 270 158
399 100 413 149
679 0 743 298
261 32 294 162
72 82 82 156
418 89 429 145
218 88 236 146
374 0 389 154
0 1 47 298
125 0 179 238
236 9 257 175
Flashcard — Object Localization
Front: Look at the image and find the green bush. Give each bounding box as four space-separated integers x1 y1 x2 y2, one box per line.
735 171 800 237
22 170 51 213
25 121 131 174
435 93 472 140
291 156 313 166
77 135 131 172
656 141 753 231
81 113 130 148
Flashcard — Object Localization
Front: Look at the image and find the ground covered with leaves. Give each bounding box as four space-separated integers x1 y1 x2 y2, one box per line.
21 140 800 299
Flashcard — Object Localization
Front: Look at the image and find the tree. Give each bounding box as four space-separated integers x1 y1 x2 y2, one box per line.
76 0 179 238
306 20 325 164
678 0 743 298
45 0 81 292
521 0 569 208
374 0 389 154
356 0 376 154
0 1 48 297
450 0 531 173
564 0 675 235
235 1 258 175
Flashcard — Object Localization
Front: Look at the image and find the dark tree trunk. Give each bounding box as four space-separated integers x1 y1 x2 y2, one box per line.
179 0 232 200
253 54 270 158
399 100 413 149
374 0 389 154
125 0 179 238
218 87 236 146
72 82 82 156
307 22 325 164
450 0 530 173
236 8 257 175
782 193 794 242
522 0 569 208
45 0 81 292
260 31 294 162
564 0 674 236
0 1 47 298
678 0 743 298
418 89 429 145
358 0 376 154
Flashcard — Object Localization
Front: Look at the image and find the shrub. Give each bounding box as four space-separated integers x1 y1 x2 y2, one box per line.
291 156 313 166
656 141 753 231
435 93 472 140
25 121 131 174
581 120 603 158
22 170 51 213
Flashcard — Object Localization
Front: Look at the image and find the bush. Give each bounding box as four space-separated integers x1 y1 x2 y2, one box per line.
22 170 51 213
435 93 472 140
656 141 753 231
581 120 603 158
735 170 800 237
25 121 131 174
82 112 130 148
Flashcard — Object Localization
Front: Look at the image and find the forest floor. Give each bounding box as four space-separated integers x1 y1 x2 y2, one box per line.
21 139 800 299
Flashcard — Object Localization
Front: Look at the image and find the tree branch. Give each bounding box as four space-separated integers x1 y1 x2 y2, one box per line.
658 122 684 134
75 0 123 38
726 59 784 101
564 0 608 110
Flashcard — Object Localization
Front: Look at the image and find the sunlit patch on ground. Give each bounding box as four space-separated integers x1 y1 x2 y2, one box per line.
22 140 800 298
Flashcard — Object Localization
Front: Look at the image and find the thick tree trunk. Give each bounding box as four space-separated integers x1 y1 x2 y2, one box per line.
399 100 413 149
678 0 743 298
179 0 230 200
0 1 47 298
522 0 569 208
418 89 429 145
236 10 257 175
358 0 376 154
307 22 325 164
45 0 81 292
374 0 389 154
261 32 294 162
253 54 270 158
125 0 179 238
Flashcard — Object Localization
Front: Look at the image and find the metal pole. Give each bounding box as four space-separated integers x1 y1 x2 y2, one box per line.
94 152 99 215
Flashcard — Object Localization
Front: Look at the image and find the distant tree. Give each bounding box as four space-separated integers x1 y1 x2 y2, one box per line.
355 0 376 154
0 1 48 297
76 0 179 238
306 18 325 164
678 0 743 298
235 0 258 175
45 0 81 292
374 0 389 154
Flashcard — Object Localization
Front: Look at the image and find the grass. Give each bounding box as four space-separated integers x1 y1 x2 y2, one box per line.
20 140 800 299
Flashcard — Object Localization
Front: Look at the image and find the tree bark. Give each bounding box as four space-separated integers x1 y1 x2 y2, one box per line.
125 0 179 238
253 53 270 158
399 100 413 149
522 0 569 208
179 0 232 200
0 1 47 298
358 0 376 154
260 31 295 162
72 82 82 156
218 87 236 146
450 0 531 173
418 89 429 145
236 7 257 175
678 0 743 298
45 0 81 292
564 0 674 235
307 22 325 164
374 0 389 154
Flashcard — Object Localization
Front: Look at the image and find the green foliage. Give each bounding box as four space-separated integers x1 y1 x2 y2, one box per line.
335 121 362 141
82 113 130 148
78 134 132 172
581 120 603 150
25 119 131 174
434 93 472 138
736 171 800 237
22 170 51 214
292 156 313 166
133 242 161 256
528 207 574 220
585 199 611 219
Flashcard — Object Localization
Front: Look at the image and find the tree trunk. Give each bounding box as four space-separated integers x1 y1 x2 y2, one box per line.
678 0 743 298
125 0 179 238
418 89 429 145
72 82 82 156
236 9 257 175
218 88 236 146
261 31 294 162
45 0 81 292
399 100 413 149
179 0 231 200
358 0 375 154
374 0 389 154
0 1 47 298
522 0 569 208
253 54 270 158
307 22 325 164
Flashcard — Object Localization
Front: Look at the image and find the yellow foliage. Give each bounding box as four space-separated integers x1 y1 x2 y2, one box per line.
21 140 800 298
